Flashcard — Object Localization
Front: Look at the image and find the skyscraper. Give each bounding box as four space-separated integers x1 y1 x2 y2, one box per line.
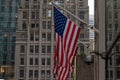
0 0 18 79
14 0 89 80
95 0 120 80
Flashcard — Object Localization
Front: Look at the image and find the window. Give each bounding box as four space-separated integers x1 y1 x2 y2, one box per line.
22 22 27 29
80 34 84 38
116 55 120 66
31 23 35 28
47 33 51 41
41 70 45 78
47 45 51 53
42 58 45 65
35 58 38 65
31 12 35 19
42 21 46 29
25 2 29 8
20 45 25 53
1 6 5 12
29 70 33 78
109 57 112 65
46 70 50 78
114 11 118 18
30 45 34 53
48 10 52 17
115 22 118 31
80 44 84 53
34 70 38 78
29 58 33 65
42 45 46 53
30 32 34 41
43 0 47 4
116 45 120 51
35 45 39 53
80 11 84 19
110 70 113 78
42 33 46 41
35 31 39 41
23 12 28 19
47 58 51 65
47 21 51 29
20 58 24 65
9 6 12 12
36 12 39 19
36 23 39 28
116 68 120 79
80 23 84 29
43 9 47 18
20 70 24 77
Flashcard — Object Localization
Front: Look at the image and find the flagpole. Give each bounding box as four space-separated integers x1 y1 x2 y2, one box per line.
51 2 99 33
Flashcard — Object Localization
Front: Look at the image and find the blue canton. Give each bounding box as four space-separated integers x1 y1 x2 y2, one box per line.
54 7 67 37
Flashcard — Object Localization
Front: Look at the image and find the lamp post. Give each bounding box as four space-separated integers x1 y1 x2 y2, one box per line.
84 31 120 80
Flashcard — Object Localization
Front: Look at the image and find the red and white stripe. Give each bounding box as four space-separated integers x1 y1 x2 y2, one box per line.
53 19 81 80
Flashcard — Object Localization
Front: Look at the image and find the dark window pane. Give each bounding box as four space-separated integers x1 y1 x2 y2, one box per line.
29 70 33 78
23 12 28 19
20 70 24 77
34 70 38 78
42 58 45 65
20 58 24 65
42 45 46 53
41 70 45 78
30 58 33 65
47 58 50 65
35 45 39 53
20 45 25 53
30 45 34 53
35 58 38 65
22 22 27 29
47 21 51 29
80 11 84 19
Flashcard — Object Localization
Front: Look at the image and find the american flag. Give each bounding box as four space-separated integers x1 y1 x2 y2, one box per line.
53 7 81 80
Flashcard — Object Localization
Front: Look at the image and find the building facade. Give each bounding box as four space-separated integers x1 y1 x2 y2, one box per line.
76 0 94 80
105 0 120 80
14 0 89 80
95 0 120 80
0 0 18 80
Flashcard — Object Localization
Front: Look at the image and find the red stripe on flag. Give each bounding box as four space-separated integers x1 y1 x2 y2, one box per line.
64 20 72 50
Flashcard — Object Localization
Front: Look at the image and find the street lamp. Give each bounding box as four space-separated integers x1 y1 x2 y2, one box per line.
84 31 120 80
85 51 120 80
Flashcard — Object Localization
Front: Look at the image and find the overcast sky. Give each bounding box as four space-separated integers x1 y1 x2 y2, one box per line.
88 0 94 15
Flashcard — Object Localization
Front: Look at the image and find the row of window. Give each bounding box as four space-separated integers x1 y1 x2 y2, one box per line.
20 57 51 65
20 43 85 55
22 9 52 19
107 67 120 79
20 69 51 78
0 5 18 13
22 21 52 30
108 54 120 66
20 32 55 42
20 45 52 53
